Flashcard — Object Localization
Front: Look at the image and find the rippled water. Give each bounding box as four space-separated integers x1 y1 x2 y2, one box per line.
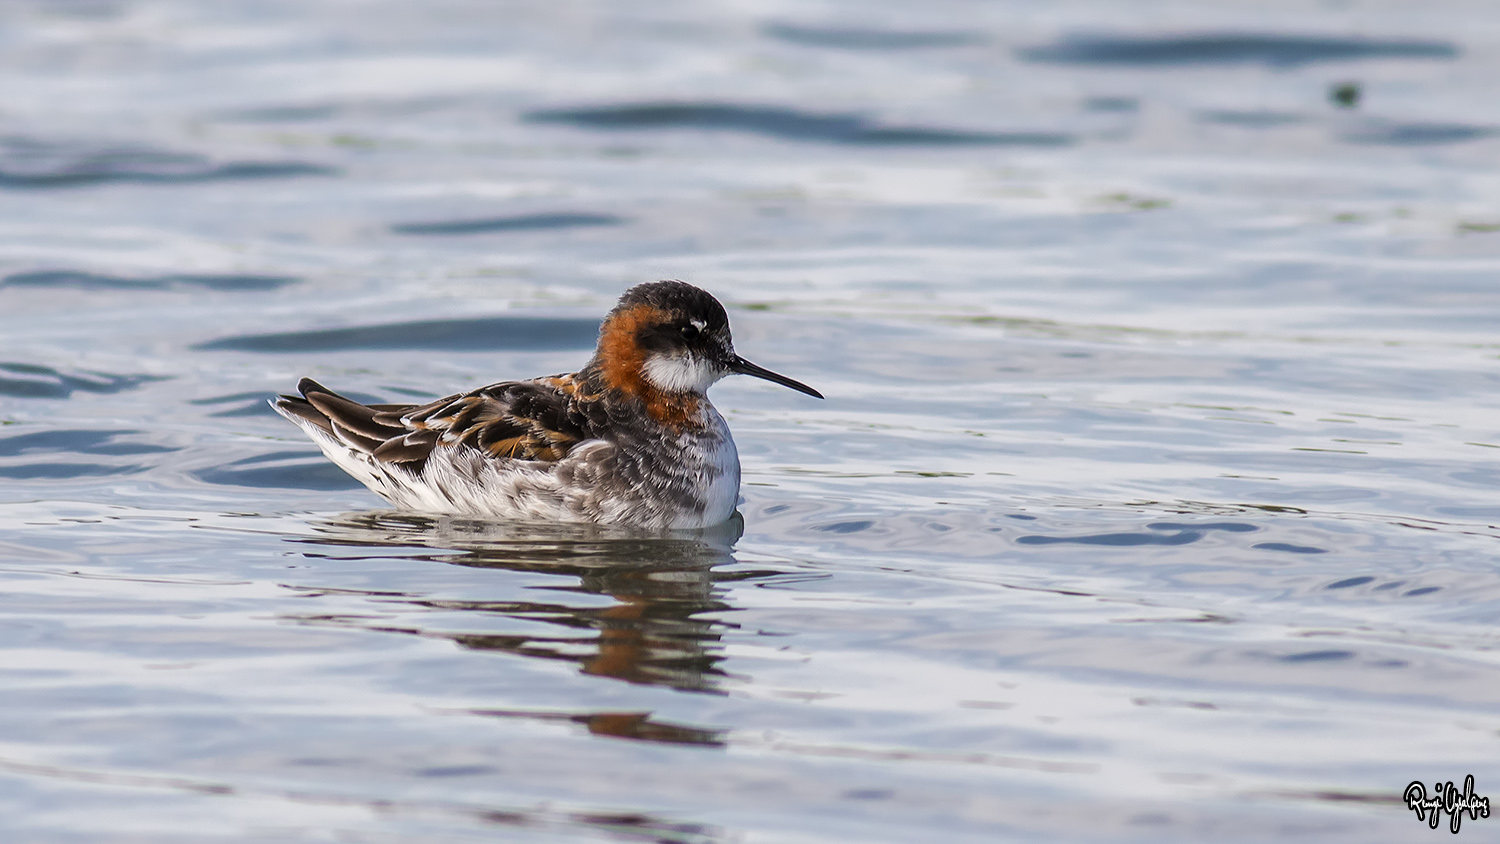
3 1 1500 841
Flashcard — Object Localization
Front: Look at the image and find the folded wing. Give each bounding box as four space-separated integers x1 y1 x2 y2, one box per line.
274 376 591 475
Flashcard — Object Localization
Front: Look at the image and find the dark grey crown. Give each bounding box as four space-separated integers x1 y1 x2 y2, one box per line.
614 280 729 331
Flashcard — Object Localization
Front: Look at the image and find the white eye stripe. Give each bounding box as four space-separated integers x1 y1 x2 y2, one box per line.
690 319 706 330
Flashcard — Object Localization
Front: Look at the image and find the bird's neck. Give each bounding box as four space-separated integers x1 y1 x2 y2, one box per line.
580 358 705 431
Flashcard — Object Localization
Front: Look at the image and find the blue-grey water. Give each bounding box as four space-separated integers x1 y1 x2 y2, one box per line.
3 1 1500 841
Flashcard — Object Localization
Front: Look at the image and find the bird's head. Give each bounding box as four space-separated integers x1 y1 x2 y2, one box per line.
595 280 823 400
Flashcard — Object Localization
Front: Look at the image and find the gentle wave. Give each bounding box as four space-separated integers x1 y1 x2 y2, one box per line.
0 363 166 399
1019 33 1458 66
762 22 982 50
391 212 625 236
0 137 336 189
526 102 1073 146
2 271 297 292
195 317 600 353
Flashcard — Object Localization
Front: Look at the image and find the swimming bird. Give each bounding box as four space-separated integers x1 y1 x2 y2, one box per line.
272 280 822 529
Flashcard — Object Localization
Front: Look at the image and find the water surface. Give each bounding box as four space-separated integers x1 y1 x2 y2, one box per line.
2 1 1500 841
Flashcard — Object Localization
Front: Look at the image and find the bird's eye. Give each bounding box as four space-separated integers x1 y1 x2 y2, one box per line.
679 324 700 341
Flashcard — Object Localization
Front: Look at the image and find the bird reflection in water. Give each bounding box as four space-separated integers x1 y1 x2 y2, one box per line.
291 511 772 746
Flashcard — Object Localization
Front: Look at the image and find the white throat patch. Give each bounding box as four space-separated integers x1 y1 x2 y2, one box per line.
642 354 723 394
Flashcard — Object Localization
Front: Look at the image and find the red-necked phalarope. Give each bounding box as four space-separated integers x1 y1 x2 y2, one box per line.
272 280 822 529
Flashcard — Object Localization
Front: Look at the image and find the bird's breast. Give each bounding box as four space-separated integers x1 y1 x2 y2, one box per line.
604 400 740 529
692 407 742 526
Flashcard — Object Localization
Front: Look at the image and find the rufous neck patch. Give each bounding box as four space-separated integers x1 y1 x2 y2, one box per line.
596 304 702 429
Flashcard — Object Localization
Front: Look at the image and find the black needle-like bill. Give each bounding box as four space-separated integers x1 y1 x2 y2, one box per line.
728 355 823 399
